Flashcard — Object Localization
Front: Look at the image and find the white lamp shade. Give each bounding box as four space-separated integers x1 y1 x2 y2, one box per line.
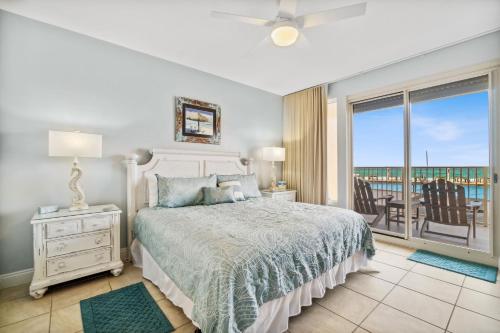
49 130 102 158
262 147 285 162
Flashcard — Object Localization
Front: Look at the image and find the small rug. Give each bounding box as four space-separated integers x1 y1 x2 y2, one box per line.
81 282 174 333
408 250 498 283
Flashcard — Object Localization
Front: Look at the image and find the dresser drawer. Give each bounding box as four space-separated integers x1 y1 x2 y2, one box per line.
273 192 296 201
46 219 81 239
83 215 112 233
46 247 111 277
46 231 111 258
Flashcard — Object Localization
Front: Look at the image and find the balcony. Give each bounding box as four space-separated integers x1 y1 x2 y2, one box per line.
354 166 489 252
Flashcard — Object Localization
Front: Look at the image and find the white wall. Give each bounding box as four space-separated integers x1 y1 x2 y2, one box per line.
329 30 500 256
0 11 283 274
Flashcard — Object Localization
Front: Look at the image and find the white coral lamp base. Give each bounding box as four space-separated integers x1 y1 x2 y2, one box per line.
69 157 89 211
269 161 277 191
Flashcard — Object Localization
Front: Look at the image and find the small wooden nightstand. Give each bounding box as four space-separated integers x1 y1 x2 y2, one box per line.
261 189 297 202
29 204 123 299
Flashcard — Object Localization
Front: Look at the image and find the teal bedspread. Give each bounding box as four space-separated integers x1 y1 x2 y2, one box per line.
134 198 374 333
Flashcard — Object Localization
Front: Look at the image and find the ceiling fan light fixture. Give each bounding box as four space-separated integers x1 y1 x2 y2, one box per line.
270 21 299 47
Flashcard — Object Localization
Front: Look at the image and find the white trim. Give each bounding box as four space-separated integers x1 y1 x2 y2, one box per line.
374 234 497 267
346 97 354 210
1 247 129 290
347 60 500 103
0 268 34 289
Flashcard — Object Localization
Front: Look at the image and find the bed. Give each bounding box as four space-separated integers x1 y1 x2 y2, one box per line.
125 149 375 333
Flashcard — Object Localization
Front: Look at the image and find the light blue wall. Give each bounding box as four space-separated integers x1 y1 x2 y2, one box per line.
0 11 283 274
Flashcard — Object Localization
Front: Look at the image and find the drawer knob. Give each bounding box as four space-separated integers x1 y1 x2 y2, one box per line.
95 254 104 261
56 243 67 251
57 262 66 268
95 238 103 245
56 228 64 233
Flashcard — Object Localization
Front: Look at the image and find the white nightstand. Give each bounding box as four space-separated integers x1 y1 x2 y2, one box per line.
261 189 297 202
29 204 123 299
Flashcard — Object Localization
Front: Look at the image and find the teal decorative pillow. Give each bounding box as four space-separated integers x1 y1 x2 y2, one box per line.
218 181 245 201
202 186 236 205
156 175 216 208
217 174 261 198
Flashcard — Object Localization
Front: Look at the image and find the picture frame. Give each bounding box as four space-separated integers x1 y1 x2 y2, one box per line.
175 96 221 145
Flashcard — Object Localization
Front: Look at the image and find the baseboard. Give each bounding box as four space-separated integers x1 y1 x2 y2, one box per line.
0 247 130 289
0 268 34 289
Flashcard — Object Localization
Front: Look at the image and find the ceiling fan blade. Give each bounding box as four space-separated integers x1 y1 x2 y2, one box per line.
278 0 297 19
296 2 367 29
211 11 274 27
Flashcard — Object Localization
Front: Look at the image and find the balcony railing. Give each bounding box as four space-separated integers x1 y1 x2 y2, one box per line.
354 167 489 224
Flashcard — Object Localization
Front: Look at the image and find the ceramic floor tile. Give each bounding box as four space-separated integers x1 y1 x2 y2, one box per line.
447 306 500 333
410 263 465 286
0 284 29 302
399 272 461 304
108 265 143 290
50 303 83 333
173 322 198 333
457 288 500 320
317 286 378 324
361 304 443 333
462 274 500 297
51 277 110 310
0 295 51 327
383 286 453 328
157 298 190 328
363 260 407 284
289 304 356 333
343 273 394 301
353 327 370 333
375 241 415 256
372 251 416 270
0 313 50 333
143 279 166 301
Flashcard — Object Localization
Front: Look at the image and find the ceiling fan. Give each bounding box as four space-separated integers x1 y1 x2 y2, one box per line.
211 0 367 47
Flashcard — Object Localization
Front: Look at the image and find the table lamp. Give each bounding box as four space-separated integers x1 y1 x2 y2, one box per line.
49 130 102 211
262 147 285 191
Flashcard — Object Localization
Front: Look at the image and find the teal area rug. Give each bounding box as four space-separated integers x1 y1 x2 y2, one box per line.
408 250 498 283
80 282 174 333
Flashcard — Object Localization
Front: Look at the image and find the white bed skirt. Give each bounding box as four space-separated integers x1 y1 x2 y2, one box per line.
131 240 368 333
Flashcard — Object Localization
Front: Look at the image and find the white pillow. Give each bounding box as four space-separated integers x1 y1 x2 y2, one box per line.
147 175 158 207
219 181 245 201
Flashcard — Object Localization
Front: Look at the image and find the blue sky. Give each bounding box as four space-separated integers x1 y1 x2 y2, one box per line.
353 91 489 167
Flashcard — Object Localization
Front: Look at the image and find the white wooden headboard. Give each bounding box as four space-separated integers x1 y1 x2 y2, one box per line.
124 149 249 251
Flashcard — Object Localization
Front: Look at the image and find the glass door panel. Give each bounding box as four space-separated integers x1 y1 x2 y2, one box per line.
352 93 406 237
409 75 490 251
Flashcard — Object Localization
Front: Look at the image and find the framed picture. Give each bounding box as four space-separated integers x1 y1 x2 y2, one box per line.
175 96 221 145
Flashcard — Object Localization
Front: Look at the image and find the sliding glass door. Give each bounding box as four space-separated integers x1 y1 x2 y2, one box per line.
409 75 490 251
351 73 492 253
352 93 407 237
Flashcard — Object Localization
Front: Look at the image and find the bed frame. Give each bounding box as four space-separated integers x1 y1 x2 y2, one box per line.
124 148 249 255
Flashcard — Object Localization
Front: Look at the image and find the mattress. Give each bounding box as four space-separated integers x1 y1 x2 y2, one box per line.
134 198 375 333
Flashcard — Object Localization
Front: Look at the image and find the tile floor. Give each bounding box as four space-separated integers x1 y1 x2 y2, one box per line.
1 240 499 333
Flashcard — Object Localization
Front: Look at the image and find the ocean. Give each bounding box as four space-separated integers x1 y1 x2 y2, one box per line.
355 167 490 200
